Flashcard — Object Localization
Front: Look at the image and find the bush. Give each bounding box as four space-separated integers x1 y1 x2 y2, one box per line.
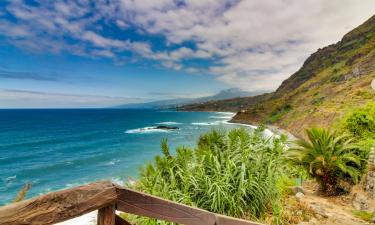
287 128 364 195
339 102 375 151
133 128 290 224
344 103 375 138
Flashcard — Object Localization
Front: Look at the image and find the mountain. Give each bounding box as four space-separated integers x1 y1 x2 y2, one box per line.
178 15 375 137
114 88 260 109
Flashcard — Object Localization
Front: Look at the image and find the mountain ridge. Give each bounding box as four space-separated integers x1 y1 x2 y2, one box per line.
178 15 375 137
114 88 263 109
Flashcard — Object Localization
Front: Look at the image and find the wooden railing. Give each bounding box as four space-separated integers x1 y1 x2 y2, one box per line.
0 181 264 225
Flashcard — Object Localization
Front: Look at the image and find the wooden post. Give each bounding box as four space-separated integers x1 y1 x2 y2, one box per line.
115 215 132 225
97 204 115 225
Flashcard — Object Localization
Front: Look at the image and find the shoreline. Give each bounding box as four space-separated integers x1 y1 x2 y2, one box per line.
45 111 290 225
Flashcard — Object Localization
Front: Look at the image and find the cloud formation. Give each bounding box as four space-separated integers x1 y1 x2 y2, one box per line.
1 0 374 91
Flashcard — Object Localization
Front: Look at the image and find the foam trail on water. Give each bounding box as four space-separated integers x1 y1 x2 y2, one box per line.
125 126 170 134
156 121 182 125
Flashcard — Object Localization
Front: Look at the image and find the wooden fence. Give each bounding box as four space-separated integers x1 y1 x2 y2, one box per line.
0 181 264 225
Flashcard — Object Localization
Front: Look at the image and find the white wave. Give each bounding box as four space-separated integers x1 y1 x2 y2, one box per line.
125 126 170 134
215 112 236 116
209 116 233 119
4 175 16 182
105 159 120 166
111 177 124 186
191 121 223 126
156 121 182 125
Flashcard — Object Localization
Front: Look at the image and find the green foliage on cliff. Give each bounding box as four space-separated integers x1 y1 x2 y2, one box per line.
132 128 294 224
337 102 375 153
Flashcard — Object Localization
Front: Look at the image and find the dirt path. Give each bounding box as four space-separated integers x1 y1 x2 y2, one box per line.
297 182 372 225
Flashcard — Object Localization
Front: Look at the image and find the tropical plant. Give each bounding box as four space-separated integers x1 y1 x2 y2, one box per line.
287 128 363 195
131 128 291 224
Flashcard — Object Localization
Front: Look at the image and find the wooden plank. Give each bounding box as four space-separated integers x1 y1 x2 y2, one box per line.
97 204 115 225
215 214 264 225
115 187 262 225
115 215 132 225
0 181 117 225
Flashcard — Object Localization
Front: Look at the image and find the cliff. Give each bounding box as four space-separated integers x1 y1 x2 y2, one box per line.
179 15 375 137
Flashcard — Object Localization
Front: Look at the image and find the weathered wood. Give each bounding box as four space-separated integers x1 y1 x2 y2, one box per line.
215 214 264 225
0 181 117 225
115 215 132 225
0 181 264 225
116 187 262 225
98 204 115 225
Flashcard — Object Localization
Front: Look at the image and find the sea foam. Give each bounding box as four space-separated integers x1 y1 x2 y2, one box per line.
125 126 170 134
156 121 182 125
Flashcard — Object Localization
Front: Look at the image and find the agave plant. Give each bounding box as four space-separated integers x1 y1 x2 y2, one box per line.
287 127 363 195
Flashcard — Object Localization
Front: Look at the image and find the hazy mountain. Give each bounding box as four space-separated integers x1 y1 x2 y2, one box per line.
114 88 260 109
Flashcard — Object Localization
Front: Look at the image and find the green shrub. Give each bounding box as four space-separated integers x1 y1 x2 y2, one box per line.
338 102 375 151
345 103 375 138
133 128 290 224
287 128 364 195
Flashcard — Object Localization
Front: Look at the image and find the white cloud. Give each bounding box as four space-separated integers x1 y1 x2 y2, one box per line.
117 0 375 90
1 0 375 91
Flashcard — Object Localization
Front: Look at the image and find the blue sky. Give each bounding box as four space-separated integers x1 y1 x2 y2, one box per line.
0 0 374 108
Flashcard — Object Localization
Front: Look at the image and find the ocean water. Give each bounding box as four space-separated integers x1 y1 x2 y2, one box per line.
0 109 245 205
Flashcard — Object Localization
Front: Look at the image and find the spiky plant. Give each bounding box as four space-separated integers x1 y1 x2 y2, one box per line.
287 128 363 195
133 128 291 224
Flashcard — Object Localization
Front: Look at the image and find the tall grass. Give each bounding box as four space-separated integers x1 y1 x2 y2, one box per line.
132 127 291 224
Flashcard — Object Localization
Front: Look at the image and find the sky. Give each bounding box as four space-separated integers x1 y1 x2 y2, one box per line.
0 0 374 108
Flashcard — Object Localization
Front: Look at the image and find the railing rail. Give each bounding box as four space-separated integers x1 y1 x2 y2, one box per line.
0 181 264 225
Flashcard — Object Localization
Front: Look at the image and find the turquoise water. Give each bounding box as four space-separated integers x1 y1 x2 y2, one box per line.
0 109 244 205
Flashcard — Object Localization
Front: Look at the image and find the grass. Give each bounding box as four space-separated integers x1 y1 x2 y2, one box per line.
351 210 373 222
129 127 298 224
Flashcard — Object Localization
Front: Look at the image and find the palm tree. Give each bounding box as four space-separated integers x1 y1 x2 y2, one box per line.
287 128 362 195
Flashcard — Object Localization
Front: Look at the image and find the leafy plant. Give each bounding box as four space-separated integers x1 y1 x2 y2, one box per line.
287 128 363 195
344 102 375 138
133 128 290 224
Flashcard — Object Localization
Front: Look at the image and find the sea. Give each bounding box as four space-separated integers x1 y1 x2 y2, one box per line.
0 109 251 205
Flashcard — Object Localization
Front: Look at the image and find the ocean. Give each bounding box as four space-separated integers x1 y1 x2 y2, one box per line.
0 109 247 205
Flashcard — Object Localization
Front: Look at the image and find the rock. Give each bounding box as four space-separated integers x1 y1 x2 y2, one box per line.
296 192 305 200
310 202 329 218
291 186 306 194
155 126 179 130
352 193 369 210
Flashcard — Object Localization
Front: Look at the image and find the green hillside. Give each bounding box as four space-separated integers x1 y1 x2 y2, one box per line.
179 15 375 137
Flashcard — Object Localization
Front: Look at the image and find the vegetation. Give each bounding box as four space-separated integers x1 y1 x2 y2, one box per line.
287 128 364 195
12 183 32 203
130 127 297 224
338 102 375 151
351 210 374 222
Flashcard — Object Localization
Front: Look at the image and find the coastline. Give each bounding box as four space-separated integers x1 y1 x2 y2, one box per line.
47 111 287 225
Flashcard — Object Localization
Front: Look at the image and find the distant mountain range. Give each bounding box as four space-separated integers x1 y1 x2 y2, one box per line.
114 88 263 109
